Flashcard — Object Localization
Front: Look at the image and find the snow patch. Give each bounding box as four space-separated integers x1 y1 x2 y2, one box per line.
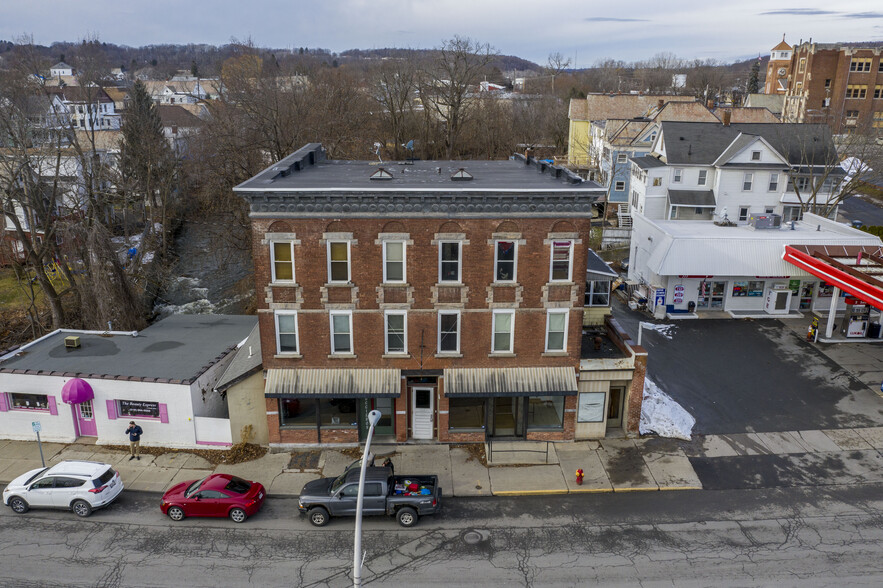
639 378 695 441
642 323 675 340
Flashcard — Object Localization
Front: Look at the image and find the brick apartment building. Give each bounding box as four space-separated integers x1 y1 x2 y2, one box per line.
782 41 883 133
235 144 646 447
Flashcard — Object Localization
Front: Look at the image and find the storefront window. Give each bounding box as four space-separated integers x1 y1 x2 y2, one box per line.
9 393 49 410
732 281 765 297
319 398 358 428
279 398 317 427
527 396 564 430
448 398 486 430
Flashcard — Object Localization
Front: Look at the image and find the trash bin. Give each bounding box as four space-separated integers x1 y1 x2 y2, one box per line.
687 301 696 313
869 322 881 339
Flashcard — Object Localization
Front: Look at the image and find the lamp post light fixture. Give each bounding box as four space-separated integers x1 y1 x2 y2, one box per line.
353 409 382 587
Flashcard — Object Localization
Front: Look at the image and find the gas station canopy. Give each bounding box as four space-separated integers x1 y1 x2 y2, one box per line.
783 245 883 310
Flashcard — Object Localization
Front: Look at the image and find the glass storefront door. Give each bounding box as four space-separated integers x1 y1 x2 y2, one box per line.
358 398 396 440
697 280 726 309
491 397 523 437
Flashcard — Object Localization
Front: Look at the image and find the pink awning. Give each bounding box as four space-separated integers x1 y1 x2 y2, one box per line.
61 378 94 404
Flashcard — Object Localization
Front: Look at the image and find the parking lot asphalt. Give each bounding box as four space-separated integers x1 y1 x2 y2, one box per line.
612 299 883 435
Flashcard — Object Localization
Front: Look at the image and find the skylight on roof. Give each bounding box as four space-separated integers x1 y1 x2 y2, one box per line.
370 167 394 180
450 168 473 181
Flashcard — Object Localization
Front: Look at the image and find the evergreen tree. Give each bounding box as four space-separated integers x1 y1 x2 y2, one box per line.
747 59 760 94
119 80 174 255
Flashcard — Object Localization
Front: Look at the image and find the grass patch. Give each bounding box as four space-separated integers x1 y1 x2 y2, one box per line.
0 267 52 310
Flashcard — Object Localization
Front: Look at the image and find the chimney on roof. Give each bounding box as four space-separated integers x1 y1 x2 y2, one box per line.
722 110 731 126
657 99 664 109
706 99 714 109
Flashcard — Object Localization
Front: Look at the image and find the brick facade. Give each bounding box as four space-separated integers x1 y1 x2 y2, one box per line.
235 145 645 446
783 43 883 133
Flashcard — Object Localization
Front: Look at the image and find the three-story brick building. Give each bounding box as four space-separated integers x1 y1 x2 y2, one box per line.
235 144 644 447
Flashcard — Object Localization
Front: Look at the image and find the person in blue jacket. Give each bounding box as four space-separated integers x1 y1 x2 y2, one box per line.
125 421 143 461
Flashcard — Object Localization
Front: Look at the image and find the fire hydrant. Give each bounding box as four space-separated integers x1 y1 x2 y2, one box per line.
576 469 584 485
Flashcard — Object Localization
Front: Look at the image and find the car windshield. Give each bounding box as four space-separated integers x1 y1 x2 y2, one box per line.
185 477 207 497
24 468 48 485
331 473 348 493
224 477 251 494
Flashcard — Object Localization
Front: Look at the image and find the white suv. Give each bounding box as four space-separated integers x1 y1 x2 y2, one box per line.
3 460 124 517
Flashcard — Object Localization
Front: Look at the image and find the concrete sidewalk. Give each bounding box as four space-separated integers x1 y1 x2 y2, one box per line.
2 426 882 498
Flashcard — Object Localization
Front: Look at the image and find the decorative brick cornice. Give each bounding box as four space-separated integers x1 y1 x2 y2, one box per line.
243 192 598 218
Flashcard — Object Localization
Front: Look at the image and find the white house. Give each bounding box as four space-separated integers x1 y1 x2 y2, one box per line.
625 120 879 318
627 120 845 224
47 86 120 131
50 61 74 78
0 315 257 448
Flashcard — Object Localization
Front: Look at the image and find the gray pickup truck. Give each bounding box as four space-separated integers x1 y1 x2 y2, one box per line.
298 466 441 527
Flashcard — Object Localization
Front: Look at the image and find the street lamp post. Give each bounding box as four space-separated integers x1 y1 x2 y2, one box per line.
353 409 382 587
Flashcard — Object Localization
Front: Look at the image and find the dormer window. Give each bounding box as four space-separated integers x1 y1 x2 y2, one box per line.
450 168 473 181
370 167 394 180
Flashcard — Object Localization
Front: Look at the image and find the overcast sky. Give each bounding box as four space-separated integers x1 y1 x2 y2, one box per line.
2 1 882 66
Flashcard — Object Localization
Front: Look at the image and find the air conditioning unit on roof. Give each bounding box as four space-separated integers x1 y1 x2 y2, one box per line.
749 213 782 230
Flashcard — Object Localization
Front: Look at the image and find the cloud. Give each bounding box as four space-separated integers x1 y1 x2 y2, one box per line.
585 17 649 22
758 9 838 16
843 12 883 19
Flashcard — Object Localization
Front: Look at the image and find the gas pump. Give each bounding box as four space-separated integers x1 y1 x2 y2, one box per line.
841 297 870 338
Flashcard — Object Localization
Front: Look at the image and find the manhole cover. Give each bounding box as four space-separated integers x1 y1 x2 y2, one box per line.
462 531 483 545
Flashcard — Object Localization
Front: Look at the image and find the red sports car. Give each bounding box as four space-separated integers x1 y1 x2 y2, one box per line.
161 474 265 523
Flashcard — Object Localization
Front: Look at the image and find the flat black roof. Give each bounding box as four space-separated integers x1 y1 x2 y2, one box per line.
0 314 257 384
234 144 603 194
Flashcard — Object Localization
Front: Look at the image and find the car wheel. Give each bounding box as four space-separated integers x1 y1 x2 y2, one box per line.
167 506 185 521
229 508 247 523
8 497 29 514
397 507 418 528
308 507 330 527
71 499 92 518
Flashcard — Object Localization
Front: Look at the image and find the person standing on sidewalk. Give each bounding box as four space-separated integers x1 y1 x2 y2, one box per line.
125 421 143 461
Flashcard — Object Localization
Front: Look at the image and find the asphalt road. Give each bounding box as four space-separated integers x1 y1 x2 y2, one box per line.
611 299 883 434
839 196 883 227
2 486 882 587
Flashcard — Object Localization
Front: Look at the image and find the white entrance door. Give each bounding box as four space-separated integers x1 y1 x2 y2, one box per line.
411 388 434 439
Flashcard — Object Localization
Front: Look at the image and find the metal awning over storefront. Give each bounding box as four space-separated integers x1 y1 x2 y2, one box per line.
783 244 883 310
444 367 578 397
265 368 401 398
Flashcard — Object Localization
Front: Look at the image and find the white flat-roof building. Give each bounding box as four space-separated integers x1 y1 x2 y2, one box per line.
629 212 883 317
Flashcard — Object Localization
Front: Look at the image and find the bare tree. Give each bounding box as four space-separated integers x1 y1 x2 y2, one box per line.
418 36 497 158
370 57 419 160
546 52 572 94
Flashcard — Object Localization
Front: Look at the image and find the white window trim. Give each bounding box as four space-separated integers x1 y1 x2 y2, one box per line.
493 239 518 283
326 241 351 284
438 240 462 283
742 172 753 191
697 170 707 186
437 310 460 354
768 172 779 192
491 309 515 354
270 240 295 283
545 310 569 353
751 151 761 161
673 168 683 183
616 153 628 163
384 310 408 355
614 180 625 191
738 206 750 222
382 240 406 283
549 240 574 283
274 311 300 355
329 310 354 355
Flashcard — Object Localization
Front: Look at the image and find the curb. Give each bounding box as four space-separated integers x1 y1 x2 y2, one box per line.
492 489 570 496
611 486 659 492
659 486 703 491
